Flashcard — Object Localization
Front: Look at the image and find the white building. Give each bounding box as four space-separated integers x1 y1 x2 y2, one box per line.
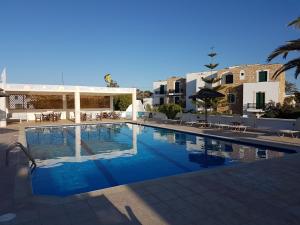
243 82 280 114
152 77 186 107
185 71 217 111
142 97 153 108
152 64 285 115
0 68 137 127
153 80 167 105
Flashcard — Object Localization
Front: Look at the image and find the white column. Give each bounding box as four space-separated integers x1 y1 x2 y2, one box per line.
62 94 67 119
75 125 81 160
0 68 7 127
74 92 81 123
132 91 137 121
110 96 114 111
0 97 7 127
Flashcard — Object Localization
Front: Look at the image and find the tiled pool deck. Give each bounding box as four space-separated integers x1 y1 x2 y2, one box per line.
0 120 300 225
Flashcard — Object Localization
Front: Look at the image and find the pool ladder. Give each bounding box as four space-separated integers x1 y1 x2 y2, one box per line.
6 142 37 173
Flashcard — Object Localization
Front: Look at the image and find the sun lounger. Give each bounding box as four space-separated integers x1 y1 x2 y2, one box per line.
233 124 248 133
278 118 300 138
185 121 198 126
215 123 232 129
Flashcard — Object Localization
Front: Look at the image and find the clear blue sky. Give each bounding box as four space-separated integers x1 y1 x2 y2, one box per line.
0 0 299 90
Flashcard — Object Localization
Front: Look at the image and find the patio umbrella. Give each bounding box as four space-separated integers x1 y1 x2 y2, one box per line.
189 88 224 122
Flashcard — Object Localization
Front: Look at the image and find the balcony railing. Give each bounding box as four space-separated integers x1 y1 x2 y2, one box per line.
246 103 266 110
154 91 166 95
167 89 184 95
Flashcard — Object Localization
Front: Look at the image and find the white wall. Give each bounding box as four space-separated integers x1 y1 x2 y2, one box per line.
243 82 280 107
185 71 217 111
0 68 7 127
143 97 153 107
153 80 167 105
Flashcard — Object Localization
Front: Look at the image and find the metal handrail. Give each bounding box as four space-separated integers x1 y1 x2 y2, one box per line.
6 142 36 173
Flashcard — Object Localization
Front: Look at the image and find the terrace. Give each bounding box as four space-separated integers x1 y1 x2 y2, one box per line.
0 83 137 128
0 119 299 225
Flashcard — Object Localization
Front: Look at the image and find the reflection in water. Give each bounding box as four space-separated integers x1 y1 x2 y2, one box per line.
26 123 294 196
26 124 138 166
152 129 285 164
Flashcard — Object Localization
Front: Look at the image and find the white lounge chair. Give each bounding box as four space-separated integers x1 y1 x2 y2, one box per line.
230 115 249 132
278 118 300 138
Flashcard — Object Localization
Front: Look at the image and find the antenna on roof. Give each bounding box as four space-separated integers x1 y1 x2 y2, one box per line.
61 72 64 85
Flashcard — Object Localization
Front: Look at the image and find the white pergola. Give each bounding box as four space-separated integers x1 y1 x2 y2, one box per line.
0 82 137 127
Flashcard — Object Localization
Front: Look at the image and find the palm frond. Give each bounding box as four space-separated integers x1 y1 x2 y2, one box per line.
267 39 300 62
208 52 217 57
201 77 222 84
295 66 300 79
204 63 219 70
272 57 300 79
288 17 300 29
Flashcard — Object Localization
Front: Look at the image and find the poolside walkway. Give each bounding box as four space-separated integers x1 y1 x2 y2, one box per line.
0 121 299 225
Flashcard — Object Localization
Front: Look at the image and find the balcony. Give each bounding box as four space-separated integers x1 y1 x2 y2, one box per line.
154 91 166 95
245 103 265 112
167 89 184 95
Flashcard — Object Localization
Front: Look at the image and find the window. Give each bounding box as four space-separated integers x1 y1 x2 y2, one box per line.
14 96 18 100
240 70 245 80
225 74 233 84
175 96 180 104
175 82 180 93
258 71 268 82
159 97 164 105
159 85 165 94
227 93 236 104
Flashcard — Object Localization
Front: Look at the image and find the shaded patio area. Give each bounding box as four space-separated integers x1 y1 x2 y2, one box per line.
0 83 137 128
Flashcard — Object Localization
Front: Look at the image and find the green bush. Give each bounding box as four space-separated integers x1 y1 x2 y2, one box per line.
262 101 300 119
145 104 152 112
113 95 132 111
158 103 182 119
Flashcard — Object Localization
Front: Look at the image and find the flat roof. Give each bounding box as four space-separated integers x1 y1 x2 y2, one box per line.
4 83 136 95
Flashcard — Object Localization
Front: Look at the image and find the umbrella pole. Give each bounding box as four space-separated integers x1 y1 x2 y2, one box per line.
204 99 208 123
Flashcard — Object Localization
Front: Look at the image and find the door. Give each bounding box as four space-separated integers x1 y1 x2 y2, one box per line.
256 92 265 109
175 82 180 93
160 97 164 105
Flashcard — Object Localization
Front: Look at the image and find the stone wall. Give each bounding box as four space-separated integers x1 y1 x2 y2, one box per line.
216 64 285 114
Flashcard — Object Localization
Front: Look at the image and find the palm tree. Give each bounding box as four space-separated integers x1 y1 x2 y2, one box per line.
267 17 300 79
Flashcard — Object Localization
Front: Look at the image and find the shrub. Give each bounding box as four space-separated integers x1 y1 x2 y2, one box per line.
158 103 182 119
262 101 300 119
113 95 132 111
145 104 152 112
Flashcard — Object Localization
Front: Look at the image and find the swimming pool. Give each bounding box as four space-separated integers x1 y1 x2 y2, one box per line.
26 123 295 196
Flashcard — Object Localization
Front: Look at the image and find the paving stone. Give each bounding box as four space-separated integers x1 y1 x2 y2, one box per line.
152 190 178 201
40 213 71 225
10 209 39 225
68 210 98 225
38 205 66 218
94 207 130 225
64 200 91 214
164 198 194 212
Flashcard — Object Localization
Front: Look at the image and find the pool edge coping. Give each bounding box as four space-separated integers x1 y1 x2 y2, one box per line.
15 121 300 204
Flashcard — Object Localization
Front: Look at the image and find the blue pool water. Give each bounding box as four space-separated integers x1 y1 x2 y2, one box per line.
26 123 294 196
